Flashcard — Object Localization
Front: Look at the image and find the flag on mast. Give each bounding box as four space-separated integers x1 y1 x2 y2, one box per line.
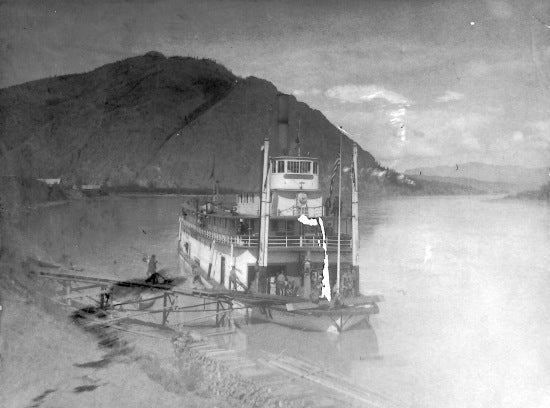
350 159 356 191
329 153 340 196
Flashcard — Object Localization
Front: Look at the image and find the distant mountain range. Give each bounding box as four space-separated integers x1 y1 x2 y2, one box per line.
405 163 549 193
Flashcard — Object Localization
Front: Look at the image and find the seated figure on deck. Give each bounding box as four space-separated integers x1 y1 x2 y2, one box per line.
342 272 353 298
143 254 164 284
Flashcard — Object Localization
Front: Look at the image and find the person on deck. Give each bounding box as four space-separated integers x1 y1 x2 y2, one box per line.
276 270 286 296
238 219 249 235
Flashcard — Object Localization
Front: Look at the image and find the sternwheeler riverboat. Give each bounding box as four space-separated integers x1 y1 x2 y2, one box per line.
177 99 381 332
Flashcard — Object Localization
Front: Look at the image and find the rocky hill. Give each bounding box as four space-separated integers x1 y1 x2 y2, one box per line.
1 52 388 194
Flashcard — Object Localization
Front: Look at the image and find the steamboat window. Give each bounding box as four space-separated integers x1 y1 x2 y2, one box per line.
287 161 300 173
277 160 285 173
313 162 318 174
287 160 312 174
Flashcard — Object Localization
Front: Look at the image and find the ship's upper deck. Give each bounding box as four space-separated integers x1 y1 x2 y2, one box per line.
270 156 319 191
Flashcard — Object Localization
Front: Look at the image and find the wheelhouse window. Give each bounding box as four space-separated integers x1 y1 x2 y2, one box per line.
313 162 318 174
299 161 311 173
287 160 313 173
287 161 300 173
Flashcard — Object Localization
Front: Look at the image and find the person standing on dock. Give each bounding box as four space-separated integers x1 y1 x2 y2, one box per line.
276 270 286 296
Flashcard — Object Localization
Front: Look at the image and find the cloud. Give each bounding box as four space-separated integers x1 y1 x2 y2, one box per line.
462 134 482 151
325 84 411 141
485 0 514 19
292 88 322 98
465 60 491 77
436 91 465 103
325 84 410 105
526 120 550 134
512 130 524 142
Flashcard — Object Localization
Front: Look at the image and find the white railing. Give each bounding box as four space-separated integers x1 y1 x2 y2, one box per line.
180 217 250 246
179 217 351 249
277 205 324 217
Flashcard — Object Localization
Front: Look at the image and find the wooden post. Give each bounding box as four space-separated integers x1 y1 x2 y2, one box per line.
162 292 168 326
336 131 342 294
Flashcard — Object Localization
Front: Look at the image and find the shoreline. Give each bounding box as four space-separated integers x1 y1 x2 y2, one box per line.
0 226 379 407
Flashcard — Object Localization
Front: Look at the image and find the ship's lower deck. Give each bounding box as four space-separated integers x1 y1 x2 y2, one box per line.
177 224 359 300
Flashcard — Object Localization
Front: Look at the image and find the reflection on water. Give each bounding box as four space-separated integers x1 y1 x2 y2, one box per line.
224 323 379 375
17 196 184 279
18 195 550 408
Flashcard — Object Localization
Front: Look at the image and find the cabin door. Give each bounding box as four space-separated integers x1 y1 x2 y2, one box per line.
220 256 226 287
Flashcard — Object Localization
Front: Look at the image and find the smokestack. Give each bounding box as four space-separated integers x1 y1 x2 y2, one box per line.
277 93 289 155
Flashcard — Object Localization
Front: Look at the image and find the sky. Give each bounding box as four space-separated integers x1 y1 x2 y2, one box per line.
1 0 549 171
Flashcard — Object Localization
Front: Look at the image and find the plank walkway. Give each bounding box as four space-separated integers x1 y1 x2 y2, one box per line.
183 328 399 408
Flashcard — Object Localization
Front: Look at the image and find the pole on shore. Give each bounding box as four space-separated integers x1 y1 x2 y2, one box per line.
336 131 342 294
351 142 359 296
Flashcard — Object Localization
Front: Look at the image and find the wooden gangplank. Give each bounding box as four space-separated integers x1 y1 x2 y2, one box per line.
29 268 381 332
28 269 303 329
28 269 239 328
29 269 309 306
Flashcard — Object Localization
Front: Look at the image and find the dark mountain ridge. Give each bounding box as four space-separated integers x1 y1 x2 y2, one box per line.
2 52 478 201
0 52 383 193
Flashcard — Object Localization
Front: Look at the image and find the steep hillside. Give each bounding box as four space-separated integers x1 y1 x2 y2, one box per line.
0 52 385 194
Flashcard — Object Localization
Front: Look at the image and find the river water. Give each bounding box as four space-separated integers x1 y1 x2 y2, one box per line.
17 195 550 408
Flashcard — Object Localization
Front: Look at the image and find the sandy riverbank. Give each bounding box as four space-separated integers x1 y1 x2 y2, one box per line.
0 227 368 408
0 252 240 408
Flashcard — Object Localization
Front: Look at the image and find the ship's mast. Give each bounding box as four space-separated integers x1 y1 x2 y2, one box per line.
336 131 342 293
258 139 271 291
297 119 301 157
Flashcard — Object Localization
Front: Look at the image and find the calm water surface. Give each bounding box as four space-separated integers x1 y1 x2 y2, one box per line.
19 195 550 408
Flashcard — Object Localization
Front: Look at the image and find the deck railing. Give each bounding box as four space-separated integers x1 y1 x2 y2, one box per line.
179 217 351 249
